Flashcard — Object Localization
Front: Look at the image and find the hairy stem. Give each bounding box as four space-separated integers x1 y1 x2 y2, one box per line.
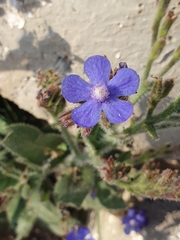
60 126 80 155
158 45 180 77
151 0 171 45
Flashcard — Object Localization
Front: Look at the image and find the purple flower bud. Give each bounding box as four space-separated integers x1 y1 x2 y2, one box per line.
119 62 128 69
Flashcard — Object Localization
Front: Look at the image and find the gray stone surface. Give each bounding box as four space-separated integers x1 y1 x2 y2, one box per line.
0 1 180 240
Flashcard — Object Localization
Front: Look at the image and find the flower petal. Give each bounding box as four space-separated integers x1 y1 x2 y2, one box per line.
122 216 130 224
66 227 93 240
102 98 133 124
108 68 140 97
135 214 146 224
62 75 91 103
84 55 111 85
72 100 101 128
124 224 131 235
127 208 136 218
77 227 91 238
66 231 76 240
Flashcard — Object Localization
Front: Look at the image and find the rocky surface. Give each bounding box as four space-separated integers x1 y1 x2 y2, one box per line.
0 1 180 240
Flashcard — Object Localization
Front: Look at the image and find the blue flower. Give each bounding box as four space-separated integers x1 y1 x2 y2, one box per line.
122 208 148 234
62 55 140 128
90 189 96 199
66 226 94 240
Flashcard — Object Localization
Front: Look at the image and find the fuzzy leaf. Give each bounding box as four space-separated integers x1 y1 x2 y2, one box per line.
33 200 66 236
16 198 67 239
6 193 26 228
2 124 64 164
0 172 18 192
96 180 125 209
88 125 111 153
54 165 95 207
15 192 39 240
16 204 37 240
83 177 125 210
144 123 159 139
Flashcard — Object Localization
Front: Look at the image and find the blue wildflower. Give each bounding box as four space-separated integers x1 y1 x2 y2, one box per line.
62 55 140 128
90 189 96 199
122 208 148 234
66 226 94 240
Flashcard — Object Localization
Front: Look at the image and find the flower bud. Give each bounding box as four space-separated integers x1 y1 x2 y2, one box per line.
161 78 174 98
119 62 128 69
59 110 74 127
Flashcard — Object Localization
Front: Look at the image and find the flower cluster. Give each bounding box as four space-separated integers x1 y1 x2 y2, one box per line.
66 226 94 240
61 55 140 128
122 208 148 234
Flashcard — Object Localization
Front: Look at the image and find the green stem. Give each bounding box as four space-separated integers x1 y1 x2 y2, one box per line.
157 10 177 39
130 81 152 105
151 0 171 45
146 108 154 119
123 121 145 136
133 1 171 103
83 138 103 168
142 58 154 82
61 126 80 155
124 96 180 137
0 166 19 180
158 45 180 77
53 114 80 156
158 58 176 77
142 38 166 82
147 96 180 124
16 157 42 172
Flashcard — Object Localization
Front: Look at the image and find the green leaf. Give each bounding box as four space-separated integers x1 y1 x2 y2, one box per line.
33 200 66 236
35 133 63 150
2 124 64 164
54 165 95 207
82 191 107 210
0 172 18 192
16 197 67 239
83 179 125 210
16 204 36 240
144 123 159 139
6 193 26 228
88 125 111 153
95 180 125 210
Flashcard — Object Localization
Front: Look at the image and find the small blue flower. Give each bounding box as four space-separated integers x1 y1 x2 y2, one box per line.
122 208 148 234
90 189 96 199
66 226 94 240
62 55 140 128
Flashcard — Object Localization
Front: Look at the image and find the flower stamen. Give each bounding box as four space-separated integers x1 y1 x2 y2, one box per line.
90 84 110 102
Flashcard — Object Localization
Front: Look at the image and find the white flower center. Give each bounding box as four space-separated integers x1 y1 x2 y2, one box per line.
129 219 137 226
91 84 110 102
